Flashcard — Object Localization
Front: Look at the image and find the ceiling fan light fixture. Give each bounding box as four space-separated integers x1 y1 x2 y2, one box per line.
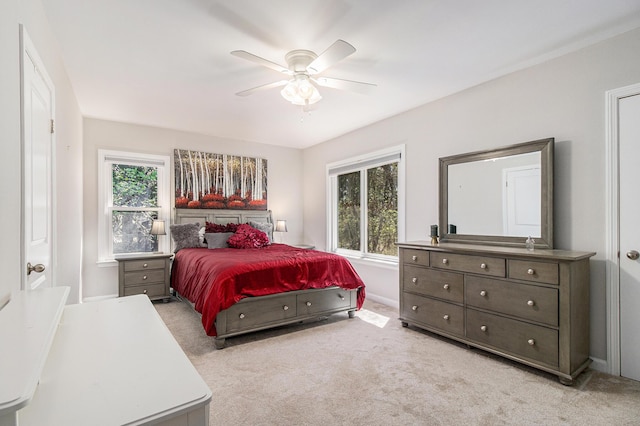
280 76 322 105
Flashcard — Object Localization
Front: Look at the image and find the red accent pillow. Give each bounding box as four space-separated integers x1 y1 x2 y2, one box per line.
227 224 270 249
205 222 240 233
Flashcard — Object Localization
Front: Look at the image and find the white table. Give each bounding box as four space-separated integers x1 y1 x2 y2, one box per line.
2 290 211 426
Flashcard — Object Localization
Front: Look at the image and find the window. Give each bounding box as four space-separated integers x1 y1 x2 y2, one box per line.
98 150 171 262
327 145 405 262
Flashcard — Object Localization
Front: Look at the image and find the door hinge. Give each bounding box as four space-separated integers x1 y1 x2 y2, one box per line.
50 119 55 134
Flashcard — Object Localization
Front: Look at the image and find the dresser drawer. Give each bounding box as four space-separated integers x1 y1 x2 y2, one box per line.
466 276 558 326
225 294 298 333
466 308 558 367
401 248 430 267
123 258 167 272
508 259 559 285
431 252 505 277
122 283 167 298
124 269 166 287
297 288 355 315
403 265 463 303
402 292 464 336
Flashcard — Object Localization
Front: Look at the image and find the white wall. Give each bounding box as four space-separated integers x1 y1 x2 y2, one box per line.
82 118 304 299
303 28 640 361
0 0 83 304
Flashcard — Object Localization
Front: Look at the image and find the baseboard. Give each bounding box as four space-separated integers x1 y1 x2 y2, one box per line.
82 294 118 303
365 293 399 309
589 356 607 373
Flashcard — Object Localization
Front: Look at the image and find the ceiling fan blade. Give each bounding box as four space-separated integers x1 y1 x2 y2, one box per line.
235 80 289 97
231 50 290 74
307 39 356 74
313 76 377 95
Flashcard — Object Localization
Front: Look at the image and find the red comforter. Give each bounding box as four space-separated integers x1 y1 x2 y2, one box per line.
171 244 366 336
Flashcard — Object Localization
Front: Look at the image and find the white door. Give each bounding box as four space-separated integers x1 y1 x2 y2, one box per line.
619 93 640 381
21 27 55 290
503 166 541 237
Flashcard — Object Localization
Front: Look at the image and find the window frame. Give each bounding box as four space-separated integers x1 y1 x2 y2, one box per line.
97 150 171 264
326 145 405 264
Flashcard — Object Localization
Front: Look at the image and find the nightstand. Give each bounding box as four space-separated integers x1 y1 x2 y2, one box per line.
116 253 172 302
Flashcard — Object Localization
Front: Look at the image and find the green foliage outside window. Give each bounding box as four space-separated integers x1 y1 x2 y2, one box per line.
112 164 159 254
337 171 361 250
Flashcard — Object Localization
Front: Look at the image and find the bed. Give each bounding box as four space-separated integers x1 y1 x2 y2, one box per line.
171 208 366 349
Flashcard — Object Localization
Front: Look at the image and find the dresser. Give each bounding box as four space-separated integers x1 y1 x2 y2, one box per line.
398 241 595 384
117 253 172 302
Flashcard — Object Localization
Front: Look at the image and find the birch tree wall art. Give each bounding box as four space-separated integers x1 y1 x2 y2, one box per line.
174 149 267 210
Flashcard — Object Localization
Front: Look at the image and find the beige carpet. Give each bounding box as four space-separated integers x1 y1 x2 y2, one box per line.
154 298 640 426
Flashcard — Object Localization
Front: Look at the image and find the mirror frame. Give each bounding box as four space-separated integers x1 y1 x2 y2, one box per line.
439 138 554 248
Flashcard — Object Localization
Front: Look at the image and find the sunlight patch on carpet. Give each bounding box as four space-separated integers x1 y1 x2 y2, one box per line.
356 309 389 328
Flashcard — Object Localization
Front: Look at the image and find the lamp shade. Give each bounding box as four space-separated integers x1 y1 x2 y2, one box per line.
275 220 288 232
150 220 166 235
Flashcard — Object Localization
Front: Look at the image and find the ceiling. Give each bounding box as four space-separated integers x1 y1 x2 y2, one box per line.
40 0 640 149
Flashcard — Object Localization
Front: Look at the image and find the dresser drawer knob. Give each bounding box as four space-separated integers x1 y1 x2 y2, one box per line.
480 263 487 269
528 339 535 346
142 275 148 280
443 284 450 290
412 277 418 284
412 305 418 311
143 289 147 294
283 305 289 311
480 290 487 297
480 325 487 332
143 263 148 268
527 268 535 275
306 301 312 307
527 300 535 307
442 258 449 265
412 255 418 261
239 313 245 319
443 314 449 320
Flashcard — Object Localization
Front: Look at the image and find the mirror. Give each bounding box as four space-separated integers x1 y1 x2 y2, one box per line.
439 138 554 248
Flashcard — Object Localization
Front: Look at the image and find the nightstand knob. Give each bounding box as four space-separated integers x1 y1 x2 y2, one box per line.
480 290 487 297
283 305 289 311
443 284 450 290
239 313 245 319
527 268 535 275
480 263 487 269
412 255 418 261
412 277 418 283
142 275 148 280
528 339 535 346
340 295 345 300
443 314 449 320
143 289 147 294
411 305 418 311
480 325 487 332
306 301 312 307
143 263 148 268
527 300 535 307
442 258 449 264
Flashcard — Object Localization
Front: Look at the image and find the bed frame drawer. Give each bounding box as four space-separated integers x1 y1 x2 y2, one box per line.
224 294 298 333
297 287 354 315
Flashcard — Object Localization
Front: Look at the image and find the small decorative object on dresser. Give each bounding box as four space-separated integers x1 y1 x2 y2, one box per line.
397 241 595 385
116 253 172 302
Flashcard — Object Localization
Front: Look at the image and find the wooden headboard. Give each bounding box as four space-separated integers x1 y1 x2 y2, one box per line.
174 208 273 226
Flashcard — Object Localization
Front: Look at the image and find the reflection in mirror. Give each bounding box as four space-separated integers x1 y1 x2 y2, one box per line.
439 138 553 248
448 151 541 237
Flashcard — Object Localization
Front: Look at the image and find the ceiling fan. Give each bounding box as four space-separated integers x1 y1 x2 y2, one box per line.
231 39 376 107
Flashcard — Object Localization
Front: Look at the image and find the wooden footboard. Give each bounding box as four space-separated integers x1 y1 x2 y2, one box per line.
177 287 358 349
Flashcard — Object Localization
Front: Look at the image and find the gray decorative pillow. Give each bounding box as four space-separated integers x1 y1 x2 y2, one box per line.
205 232 234 249
249 220 274 242
170 222 201 252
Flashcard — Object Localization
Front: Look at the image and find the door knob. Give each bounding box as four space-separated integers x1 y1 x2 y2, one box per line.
26 262 45 275
627 250 640 260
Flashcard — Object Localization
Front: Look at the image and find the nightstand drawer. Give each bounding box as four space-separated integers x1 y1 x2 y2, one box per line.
124 269 166 287
123 283 167 298
123 258 167 272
